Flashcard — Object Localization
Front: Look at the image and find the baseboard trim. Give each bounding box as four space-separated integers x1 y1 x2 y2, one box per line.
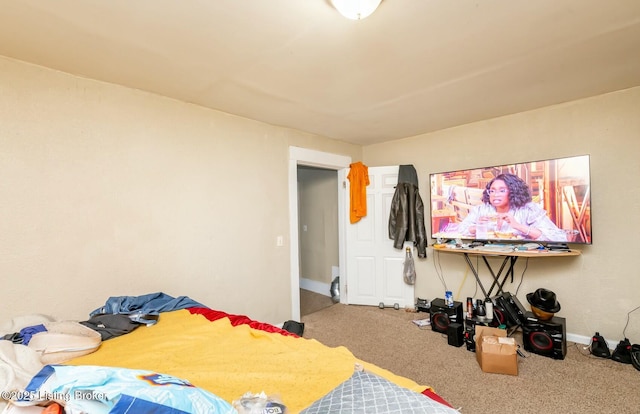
567 333 591 346
300 278 331 297
568 333 619 350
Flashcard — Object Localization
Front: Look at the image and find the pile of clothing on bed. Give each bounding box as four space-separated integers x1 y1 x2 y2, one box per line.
1 293 459 414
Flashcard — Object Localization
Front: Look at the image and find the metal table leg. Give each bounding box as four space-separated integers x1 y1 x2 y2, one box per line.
463 253 488 298
485 256 518 297
463 253 519 298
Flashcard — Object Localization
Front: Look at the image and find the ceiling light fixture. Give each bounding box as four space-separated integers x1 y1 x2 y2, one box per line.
331 0 382 20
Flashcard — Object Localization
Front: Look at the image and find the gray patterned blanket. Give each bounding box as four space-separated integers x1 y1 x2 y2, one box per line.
301 370 459 413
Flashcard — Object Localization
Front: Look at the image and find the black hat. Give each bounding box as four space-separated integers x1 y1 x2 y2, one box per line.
526 288 561 313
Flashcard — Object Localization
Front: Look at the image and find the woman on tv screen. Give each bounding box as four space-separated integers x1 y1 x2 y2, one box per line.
457 173 567 242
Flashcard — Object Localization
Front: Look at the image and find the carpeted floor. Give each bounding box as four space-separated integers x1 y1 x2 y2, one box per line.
301 299 640 414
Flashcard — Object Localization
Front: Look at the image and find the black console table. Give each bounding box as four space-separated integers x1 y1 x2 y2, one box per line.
432 246 581 298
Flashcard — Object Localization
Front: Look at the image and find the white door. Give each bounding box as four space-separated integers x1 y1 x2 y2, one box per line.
344 166 415 308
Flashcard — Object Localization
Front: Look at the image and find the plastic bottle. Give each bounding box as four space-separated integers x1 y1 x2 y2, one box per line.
485 298 494 321
466 297 474 319
445 291 454 308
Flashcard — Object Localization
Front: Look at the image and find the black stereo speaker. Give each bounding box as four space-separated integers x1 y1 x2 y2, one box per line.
522 311 567 360
495 292 527 327
430 298 463 333
447 323 464 347
463 315 501 352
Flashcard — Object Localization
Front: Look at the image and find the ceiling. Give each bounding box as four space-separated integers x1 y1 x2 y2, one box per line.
1 0 639 146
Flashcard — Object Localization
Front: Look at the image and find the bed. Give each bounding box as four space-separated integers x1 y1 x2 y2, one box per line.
1 293 459 413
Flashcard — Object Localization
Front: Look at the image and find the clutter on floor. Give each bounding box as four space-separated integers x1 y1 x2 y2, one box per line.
411 288 639 376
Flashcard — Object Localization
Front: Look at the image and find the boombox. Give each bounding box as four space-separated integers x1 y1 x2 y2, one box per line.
463 315 499 352
429 298 463 333
462 314 506 352
522 311 567 360
494 292 527 328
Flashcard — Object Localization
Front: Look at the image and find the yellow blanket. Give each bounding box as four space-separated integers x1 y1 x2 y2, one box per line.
68 310 430 412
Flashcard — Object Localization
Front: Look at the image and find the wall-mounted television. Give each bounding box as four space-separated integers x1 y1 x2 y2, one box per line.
429 155 592 244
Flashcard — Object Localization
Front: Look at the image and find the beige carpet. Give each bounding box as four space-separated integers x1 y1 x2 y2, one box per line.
301 301 640 414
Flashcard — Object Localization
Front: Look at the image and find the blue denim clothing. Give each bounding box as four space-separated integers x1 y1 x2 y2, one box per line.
89 292 205 325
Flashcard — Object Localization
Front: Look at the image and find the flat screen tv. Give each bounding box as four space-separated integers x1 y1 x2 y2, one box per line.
429 155 592 245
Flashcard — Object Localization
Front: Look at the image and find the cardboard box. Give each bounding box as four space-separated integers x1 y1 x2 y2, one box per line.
475 325 518 375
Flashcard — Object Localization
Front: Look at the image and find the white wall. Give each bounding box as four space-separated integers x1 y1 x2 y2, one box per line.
0 56 361 324
363 86 640 343
3 53 639 344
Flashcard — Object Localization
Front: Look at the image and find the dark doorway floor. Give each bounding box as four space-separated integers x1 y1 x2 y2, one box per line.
300 289 335 316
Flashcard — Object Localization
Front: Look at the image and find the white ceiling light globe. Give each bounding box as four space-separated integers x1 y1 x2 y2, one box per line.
331 0 383 20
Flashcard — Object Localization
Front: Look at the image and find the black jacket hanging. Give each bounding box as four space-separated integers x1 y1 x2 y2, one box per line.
388 165 427 258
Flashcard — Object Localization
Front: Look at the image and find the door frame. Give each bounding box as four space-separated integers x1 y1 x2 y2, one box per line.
288 147 351 321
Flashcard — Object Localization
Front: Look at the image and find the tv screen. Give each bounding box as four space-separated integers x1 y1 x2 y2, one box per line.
429 155 592 244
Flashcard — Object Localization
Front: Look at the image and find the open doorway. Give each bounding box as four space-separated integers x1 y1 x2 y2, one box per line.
288 147 351 321
297 165 339 316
